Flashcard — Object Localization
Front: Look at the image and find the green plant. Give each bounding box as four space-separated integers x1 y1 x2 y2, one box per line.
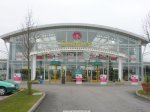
144 76 150 83
138 90 150 97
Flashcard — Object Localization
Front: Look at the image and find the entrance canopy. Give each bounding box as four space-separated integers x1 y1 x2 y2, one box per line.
30 47 127 58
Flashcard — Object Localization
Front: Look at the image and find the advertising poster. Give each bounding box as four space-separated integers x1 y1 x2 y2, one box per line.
76 74 82 84
75 68 82 84
13 73 22 84
131 75 138 85
100 74 107 85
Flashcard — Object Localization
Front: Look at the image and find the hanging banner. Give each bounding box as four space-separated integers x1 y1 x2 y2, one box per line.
56 54 64 62
100 74 107 85
79 55 85 62
131 75 138 85
46 54 53 61
68 53 75 62
13 73 22 84
36 55 44 61
89 55 96 62
130 55 136 62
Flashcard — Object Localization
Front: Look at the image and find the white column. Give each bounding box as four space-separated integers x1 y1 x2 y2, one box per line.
141 51 144 81
31 55 36 80
6 50 10 80
44 55 46 80
5 41 9 80
118 57 123 81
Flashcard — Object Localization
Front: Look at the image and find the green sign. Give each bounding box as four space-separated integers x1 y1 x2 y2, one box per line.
50 61 61 65
75 68 82 75
93 61 103 66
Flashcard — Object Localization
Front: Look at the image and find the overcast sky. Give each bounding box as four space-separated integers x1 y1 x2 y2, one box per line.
0 0 150 60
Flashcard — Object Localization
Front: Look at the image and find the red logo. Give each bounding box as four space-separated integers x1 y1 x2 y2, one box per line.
73 32 81 40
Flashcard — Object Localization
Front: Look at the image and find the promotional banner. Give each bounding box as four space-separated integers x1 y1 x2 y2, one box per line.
130 55 136 62
13 73 22 83
75 68 82 84
100 74 107 85
131 75 138 85
68 53 75 62
79 55 85 62
56 54 64 61
76 74 82 84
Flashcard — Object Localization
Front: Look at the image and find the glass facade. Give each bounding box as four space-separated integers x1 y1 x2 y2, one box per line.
0 60 7 80
6 26 144 82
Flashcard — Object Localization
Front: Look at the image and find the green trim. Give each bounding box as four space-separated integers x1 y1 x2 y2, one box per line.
50 61 61 65
93 61 103 66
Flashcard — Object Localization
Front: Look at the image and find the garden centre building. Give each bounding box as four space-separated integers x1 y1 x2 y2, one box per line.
0 23 148 83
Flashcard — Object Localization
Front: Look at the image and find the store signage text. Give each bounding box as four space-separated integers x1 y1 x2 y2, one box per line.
61 41 92 47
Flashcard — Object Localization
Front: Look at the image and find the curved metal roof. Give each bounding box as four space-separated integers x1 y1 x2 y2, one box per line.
0 23 148 44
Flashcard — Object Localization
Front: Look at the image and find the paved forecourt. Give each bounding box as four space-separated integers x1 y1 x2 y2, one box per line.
22 84 150 112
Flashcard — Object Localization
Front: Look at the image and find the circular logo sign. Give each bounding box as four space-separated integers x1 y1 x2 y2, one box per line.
73 32 81 40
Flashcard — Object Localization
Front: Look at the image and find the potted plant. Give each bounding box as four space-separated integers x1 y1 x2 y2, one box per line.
141 76 150 94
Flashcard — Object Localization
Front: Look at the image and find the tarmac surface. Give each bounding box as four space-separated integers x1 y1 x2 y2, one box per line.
21 83 150 112
0 95 8 101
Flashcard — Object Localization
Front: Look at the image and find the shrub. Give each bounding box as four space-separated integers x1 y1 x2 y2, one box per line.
144 76 150 83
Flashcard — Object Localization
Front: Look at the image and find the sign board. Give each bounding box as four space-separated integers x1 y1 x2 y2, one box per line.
76 74 82 84
93 61 103 66
100 74 107 85
73 32 81 40
75 68 82 84
13 73 22 83
131 75 138 85
50 61 61 65
61 41 92 47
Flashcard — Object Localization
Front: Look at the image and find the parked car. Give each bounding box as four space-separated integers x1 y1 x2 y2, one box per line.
0 80 19 95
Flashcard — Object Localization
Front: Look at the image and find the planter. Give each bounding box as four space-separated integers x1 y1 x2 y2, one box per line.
141 83 150 94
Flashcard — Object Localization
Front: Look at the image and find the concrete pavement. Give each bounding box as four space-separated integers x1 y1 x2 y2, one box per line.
21 84 150 112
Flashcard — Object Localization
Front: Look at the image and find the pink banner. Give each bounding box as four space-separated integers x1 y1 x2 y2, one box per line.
131 75 138 85
100 74 107 85
13 73 22 83
76 74 82 84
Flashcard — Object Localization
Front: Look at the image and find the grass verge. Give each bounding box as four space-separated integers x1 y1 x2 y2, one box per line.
0 89 42 112
138 90 150 97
